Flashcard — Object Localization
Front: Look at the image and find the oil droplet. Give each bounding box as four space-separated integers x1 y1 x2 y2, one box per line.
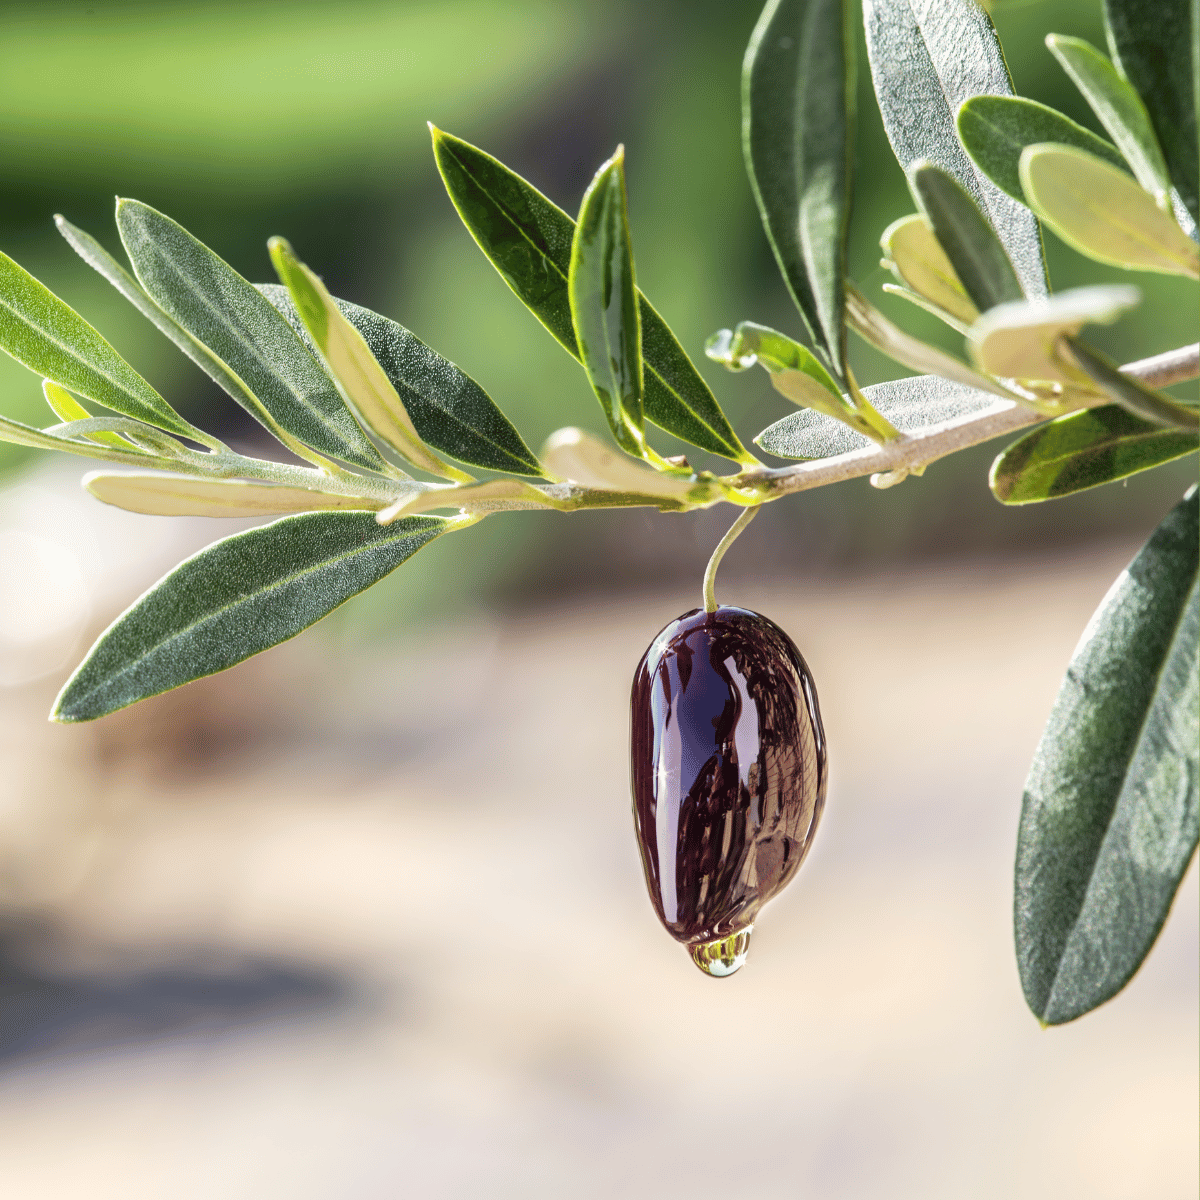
689 927 753 977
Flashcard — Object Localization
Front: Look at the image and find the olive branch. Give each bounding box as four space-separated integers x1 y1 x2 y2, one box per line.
0 0 1196 1026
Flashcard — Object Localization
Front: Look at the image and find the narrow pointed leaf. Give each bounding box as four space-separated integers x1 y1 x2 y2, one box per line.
743 0 855 378
880 213 978 326
267 239 465 482
1016 487 1199 1024
116 200 387 472
846 285 1013 397
84 471 402 518
1063 338 1200 431
990 405 1197 503
1104 0 1198 228
0 248 196 439
910 162 1025 312
755 374 997 459
0 411 168 467
42 379 131 449
969 285 1142 385
1018 145 1200 277
957 95 1129 204
540 427 697 499
880 284 971 334
568 149 647 458
1046 34 1173 204
259 284 544 479
431 129 753 464
52 511 454 722
862 0 1048 295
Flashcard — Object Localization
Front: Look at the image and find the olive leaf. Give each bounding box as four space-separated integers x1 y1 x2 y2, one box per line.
861 0 1048 296
0 410 177 468
879 214 978 328
42 379 134 449
909 162 1025 313
430 128 754 465
1016 487 1199 1025
0 247 202 442
956 95 1129 205
567 147 650 461
1104 0 1198 229
52 511 458 722
84 471 403 518
706 321 897 442
990 405 1198 504
267 239 466 482
743 0 855 379
968 285 1142 386
1061 339 1200 431
756 373 996 460
1045 34 1173 205
1018 146 1200 278
116 199 388 472
258 283 545 479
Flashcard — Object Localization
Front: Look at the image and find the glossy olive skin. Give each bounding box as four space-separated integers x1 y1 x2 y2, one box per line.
630 606 827 948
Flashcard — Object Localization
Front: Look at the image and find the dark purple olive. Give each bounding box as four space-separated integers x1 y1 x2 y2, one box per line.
630 605 827 976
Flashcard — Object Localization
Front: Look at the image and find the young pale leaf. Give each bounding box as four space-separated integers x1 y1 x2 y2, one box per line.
968 285 1142 385
706 320 897 442
116 200 387 473
845 285 1014 398
430 128 753 465
540 426 696 500
1062 339 1200 431
267 239 466 482
52 511 456 722
743 0 855 379
1019 146 1200 277
910 163 1025 313
880 213 978 326
42 379 133 450
1104 0 1199 228
956 95 1129 205
259 284 544 479
1016 486 1199 1024
567 149 648 460
756 374 997 459
990 405 1198 504
1045 34 1173 204
861 0 1048 296
84 471 400 518
0 249 197 440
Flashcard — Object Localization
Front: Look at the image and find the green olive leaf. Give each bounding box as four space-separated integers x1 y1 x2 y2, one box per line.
862 0 1048 296
990 405 1198 503
116 199 387 472
0 247 199 441
743 0 856 379
1045 34 1174 206
1062 338 1200 431
430 127 754 465
1104 0 1198 229
956 95 1129 205
755 373 997 460
1016 486 1199 1024
258 283 545 479
909 162 1025 313
1018 145 1200 277
567 148 649 461
52 511 458 722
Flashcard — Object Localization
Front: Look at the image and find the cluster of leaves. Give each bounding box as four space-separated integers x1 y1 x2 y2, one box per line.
0 0 1194 1024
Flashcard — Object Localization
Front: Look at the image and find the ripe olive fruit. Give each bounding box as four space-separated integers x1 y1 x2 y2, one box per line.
630 605 827 976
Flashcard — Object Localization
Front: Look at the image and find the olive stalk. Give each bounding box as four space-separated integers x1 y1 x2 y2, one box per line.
702 505 760 612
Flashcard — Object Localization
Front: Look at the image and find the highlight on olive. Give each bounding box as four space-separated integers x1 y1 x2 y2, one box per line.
630 605 827 977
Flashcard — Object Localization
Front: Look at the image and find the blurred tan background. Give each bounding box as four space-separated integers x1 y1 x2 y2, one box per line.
0 1 1195 1196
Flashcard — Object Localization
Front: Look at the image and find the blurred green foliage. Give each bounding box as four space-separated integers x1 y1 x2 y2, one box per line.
0 0 1195 628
